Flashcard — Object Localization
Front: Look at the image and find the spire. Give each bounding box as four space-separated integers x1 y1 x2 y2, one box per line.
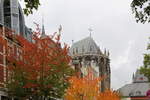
72 40 74 44
132 73 135 82
42 18 46 36
58 25 62 34
104 48 106 55
107 50 110 56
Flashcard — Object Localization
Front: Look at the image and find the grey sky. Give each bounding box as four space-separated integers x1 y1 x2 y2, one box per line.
21 0 150 89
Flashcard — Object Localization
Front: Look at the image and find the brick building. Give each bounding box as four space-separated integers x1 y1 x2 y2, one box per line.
0 0 32 99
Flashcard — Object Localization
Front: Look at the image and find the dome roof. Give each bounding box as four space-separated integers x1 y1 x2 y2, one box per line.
70 36 102 56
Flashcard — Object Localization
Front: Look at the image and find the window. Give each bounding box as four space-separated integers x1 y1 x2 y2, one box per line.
76 47 78 53
0 54 3 64
0 65 4 82
7 40 13 55
129 92 133 96
82 46 84 53
73 48 75 54
90 45 93 51
1 96 10 100
14 45 17 57
0 42 3 53
0 26 3 35
136 91 141 95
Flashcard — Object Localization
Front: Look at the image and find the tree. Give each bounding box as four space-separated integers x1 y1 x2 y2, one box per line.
2 26 74 100
65 68 120 100
98 90 120 100
22 0 40 15
140 37 150 80
131 0 150 23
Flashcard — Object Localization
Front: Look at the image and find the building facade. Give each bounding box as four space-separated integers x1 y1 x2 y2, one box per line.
0 0 32 99
118 69 150 100
69 36 111 92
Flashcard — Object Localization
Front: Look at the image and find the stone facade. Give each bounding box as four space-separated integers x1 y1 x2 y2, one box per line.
70 36 111 92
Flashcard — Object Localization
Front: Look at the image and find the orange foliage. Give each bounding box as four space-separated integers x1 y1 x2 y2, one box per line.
65 70 120 100
0 26 74 98
6 29 71 88
98 90 120 100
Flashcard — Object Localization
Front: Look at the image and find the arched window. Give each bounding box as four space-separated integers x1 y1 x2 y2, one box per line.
73 48 75 54
129 92 133 96
90 45 93 51
82 46 84 53
76 47 78 53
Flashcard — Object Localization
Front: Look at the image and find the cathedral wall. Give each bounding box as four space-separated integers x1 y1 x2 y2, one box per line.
71 54 111 91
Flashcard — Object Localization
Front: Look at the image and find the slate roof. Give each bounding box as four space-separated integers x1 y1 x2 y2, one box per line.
70 36 102 56
119 82 150 97
118 69 150 97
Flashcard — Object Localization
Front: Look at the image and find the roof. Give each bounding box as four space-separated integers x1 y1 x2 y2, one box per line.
118 82 150 97
70 36 102 56
118 69 150 97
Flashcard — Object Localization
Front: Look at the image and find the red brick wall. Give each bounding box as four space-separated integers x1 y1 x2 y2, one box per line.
0 42 3 53
0 65 4 83
0 54 3 65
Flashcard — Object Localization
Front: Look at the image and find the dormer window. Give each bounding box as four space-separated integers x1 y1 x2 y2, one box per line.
136 91 141 95
129 92 133 96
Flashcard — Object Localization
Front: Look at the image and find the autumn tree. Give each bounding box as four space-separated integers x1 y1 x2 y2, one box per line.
140 38 150 80
65 68 120 100
2 26 74 100
98 90 120 100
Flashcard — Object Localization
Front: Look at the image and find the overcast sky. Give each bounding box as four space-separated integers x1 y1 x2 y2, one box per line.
21 0 150 89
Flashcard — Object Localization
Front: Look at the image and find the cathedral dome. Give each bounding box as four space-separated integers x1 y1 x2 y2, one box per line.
70 36 102 56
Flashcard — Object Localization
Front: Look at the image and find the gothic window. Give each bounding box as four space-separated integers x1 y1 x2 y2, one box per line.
90 45 93 51
76 47 78 53
73 48 75 54
82 46 84 53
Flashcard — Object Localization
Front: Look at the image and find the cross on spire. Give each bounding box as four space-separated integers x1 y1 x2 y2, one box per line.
88 28 93 37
